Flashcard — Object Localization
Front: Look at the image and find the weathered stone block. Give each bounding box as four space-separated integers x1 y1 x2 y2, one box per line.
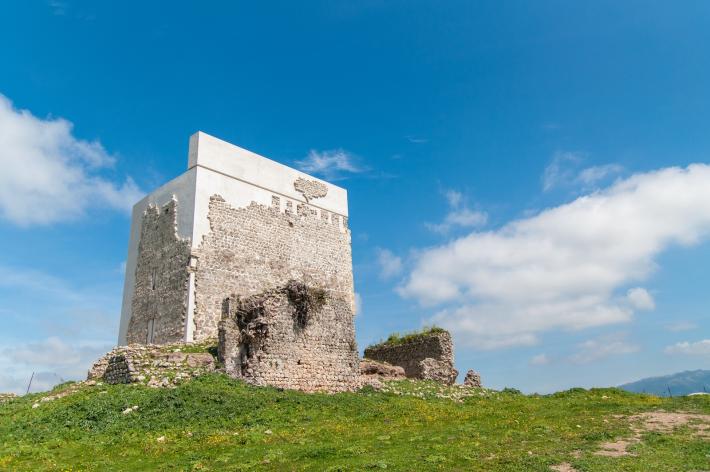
463 369 482 388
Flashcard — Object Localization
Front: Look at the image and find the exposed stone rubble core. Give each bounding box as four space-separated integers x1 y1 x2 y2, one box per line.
364 330 459 385
126 199 191 345
360 359 406 379
294 177 328 202
463 369 482 388
359 359 406 391
88 344 216 388
219 281 360 393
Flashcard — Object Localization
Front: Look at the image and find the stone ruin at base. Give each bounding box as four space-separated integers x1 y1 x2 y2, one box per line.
87 132 481 393
363 329 459 385
218 281 359 392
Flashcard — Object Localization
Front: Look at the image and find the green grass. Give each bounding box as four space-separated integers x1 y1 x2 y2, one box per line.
366 326 447 350
1 374 708 471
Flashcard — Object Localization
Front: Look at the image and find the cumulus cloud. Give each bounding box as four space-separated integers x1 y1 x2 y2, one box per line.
542 151 623 192
426 189 487 235
664 339 710 356
376 248 403 279
569 334 639 364
626 287 655 311
400 164 710 349
295 149 363 180
0 94 143 226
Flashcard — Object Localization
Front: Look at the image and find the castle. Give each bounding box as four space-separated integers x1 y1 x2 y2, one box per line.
118 132 359 391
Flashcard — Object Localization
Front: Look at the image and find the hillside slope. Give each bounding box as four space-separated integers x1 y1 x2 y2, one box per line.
620 369 710 397
1 375 709 471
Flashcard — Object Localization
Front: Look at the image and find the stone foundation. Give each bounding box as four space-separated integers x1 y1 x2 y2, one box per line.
363 330 458 385
88 343 216 388
219 281 359 392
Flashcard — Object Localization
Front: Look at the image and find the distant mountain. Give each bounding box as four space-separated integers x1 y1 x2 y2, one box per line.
619 370 710 397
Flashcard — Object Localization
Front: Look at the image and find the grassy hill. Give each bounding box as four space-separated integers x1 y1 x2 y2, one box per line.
1 374 709 471
619 369 710 397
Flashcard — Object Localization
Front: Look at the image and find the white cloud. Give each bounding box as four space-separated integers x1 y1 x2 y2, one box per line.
542 151 623 192
295 149 362 180
664 339 710 356
626 287 655 311
376 248 403 279
530 354 550 365
665 321 697 332
400 164 710 349
569 334 639 364
0 337 112 394
0 94 143 226
354 292 363 317
426 189 488 235
577 164 625 187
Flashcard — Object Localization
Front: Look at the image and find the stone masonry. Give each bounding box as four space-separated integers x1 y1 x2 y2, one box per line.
363 330 459 385
192 195 355 341
126 199 191 345
88 344 216 388
118 133 358 392
219 281 359 392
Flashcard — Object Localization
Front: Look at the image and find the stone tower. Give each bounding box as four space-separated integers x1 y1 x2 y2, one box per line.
118 132 355 350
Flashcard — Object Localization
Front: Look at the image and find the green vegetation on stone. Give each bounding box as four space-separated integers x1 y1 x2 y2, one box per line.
1 374 708 471
366 326 447 350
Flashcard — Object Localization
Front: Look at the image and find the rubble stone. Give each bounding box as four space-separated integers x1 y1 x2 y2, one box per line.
88 343 216 388
463 369 482 388
219 282 359 393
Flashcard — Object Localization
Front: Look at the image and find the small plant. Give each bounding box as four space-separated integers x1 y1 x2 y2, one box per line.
285 280 327 329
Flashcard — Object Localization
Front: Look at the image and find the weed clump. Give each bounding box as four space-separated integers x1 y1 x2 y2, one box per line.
366 326 447 349
285 280 327 329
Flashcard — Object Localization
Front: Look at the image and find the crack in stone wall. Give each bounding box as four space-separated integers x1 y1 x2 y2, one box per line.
126 199 191 345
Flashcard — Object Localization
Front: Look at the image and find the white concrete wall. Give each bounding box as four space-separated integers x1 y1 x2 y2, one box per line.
117 168 197 345
188 131 348 217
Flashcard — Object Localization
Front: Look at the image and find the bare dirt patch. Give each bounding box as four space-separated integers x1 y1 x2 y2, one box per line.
595 411 710 457
550 462 578 472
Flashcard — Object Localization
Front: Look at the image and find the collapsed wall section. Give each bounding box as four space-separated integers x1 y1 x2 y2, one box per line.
219 281 359 392
363 330 458 385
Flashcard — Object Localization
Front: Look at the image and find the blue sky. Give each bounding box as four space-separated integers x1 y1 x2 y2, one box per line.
1 1 709 394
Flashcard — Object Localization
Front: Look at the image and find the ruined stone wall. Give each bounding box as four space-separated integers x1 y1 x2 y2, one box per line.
88 344 215 388
219 282 359 392
192 194 354 342
125 199 192 344
363 331 458 385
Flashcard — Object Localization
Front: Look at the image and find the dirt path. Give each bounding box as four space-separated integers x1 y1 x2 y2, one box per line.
551 410 710 470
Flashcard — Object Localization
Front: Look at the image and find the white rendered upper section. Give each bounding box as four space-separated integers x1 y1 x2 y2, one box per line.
187 131 348 217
